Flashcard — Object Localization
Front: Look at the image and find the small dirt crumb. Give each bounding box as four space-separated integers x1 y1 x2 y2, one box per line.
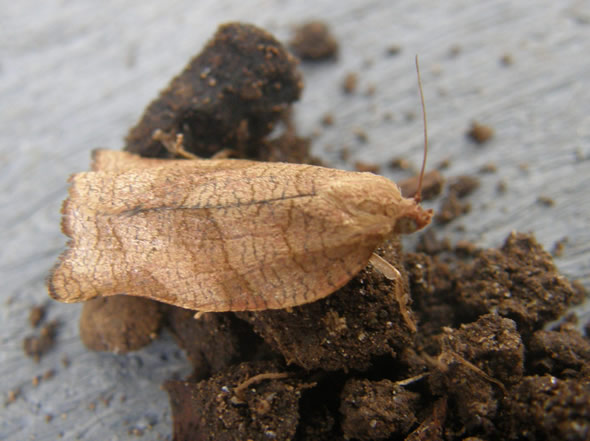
6 388 20 405
448 175 480 198
436 158 451 170
385 44 402 56
399 170 445 201
529 327 590 377
449 44 462 57
354 161 380 173
340 378 419 440
321 113 334 126
23 320 59 362
416 230 451 255
353 127 368 143
467 121 494 144
552 237 568 257
44 414 53 423
339 146 350 162
503 375 590 440
342 72 358 94
478 162 497 173
496 179 508 194
537 195 555 207
389 157 414 171
29 305 46 328
165 361 302 441
500 53 514 66
436 193 471 224
289 21 338 60
454 240 479 256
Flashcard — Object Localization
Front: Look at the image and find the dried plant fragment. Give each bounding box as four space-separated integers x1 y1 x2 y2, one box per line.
49 150 431 312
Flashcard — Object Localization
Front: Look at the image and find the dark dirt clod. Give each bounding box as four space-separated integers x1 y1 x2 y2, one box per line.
164 361 302 441
528 328 590 377
448 175 480 198
23 320 59 362
339 378 419 440
342 72 358 94
435 192 471 224
502 375 590 441
440 313 525 385
354 160 380 173
79 296 161 353
289 21 338 61
164 307 274 381
237 240 414 371
455 232 583 337
405 398 447 441
29 304 46 328
415 230 452 255
467 121 494 144
125 23 302 159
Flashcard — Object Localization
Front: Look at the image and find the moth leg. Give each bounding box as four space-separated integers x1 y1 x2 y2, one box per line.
369 253 417 333
152 129 200 159
152 129 237 160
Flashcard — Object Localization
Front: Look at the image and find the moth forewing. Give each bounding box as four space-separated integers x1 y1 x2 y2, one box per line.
49 151 432 311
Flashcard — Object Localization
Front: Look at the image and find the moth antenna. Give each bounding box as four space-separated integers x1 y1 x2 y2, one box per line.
414 55 428 203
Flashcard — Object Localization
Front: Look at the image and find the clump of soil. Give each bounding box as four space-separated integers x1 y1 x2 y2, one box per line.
23 319 59 362
125 22 302 159
79 295 162 353
289 21 338 60
435 175 480 224
53 22 589 441
467 121 494 144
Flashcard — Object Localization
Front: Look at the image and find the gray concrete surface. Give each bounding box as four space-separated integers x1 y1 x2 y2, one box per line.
1 1 589 440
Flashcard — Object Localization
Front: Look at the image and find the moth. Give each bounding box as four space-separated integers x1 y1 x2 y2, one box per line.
48 149 432 311
48 58 433 312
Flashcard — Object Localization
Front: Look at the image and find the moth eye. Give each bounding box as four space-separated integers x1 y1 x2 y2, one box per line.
394 217 419 234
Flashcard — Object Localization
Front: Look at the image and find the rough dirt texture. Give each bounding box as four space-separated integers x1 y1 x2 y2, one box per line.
78 295 162 353
125 23 303 159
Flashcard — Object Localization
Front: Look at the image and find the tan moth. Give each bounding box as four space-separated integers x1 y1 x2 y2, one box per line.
48 58 433 312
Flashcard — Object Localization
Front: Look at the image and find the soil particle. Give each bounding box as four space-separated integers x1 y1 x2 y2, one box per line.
23 319 58 362
354 160 380 173
415 230 452 255
440 313 525 385
164 307 273 380
29 304 46 327
528 327 590 377
435 192 471 224
164 361 302 441
125 23 302 159
448 175 480 198
537 195 555 207
79 295 161 353
405 398 447 441
342 72 358 94
467 121 494 144
454 232 583 337
339 378 419 440
502 375 590 441
289 21 338 60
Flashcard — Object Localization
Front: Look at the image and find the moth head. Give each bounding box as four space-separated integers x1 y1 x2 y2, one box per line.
393 197 433 234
